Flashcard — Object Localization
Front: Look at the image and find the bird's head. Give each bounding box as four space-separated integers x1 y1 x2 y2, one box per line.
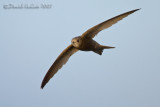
71 36 82 48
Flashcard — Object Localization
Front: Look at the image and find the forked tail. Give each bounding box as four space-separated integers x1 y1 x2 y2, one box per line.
101 45 115 49
94 45 115 55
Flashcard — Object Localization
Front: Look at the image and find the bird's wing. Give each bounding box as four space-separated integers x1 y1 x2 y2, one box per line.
81 9 140 39
41 44 78 89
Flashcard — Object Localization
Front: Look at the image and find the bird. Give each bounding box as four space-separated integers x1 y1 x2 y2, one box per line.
41 8 140 89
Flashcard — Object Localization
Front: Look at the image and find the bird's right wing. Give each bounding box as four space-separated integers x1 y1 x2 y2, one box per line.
81 9 140 39
41 44 78 89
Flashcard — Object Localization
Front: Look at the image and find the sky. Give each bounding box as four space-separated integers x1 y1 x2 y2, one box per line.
0 0 160 107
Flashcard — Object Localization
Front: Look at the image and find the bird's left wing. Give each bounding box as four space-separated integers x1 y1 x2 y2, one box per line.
81 9 140 39
41 44 78 89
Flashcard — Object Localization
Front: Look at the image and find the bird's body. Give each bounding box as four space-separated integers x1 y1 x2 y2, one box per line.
41 9 140 89
71 36 115 55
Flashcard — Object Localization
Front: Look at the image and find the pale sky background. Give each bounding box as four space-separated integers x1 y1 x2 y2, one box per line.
0 0 160 107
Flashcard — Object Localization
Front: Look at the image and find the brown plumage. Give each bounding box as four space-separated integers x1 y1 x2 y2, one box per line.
41 9 140 89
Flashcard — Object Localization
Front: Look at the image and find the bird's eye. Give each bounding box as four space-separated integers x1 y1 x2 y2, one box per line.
77 40 79 42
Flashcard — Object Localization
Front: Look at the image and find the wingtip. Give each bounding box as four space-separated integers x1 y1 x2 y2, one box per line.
135 8 141 11
41 80 46 89
129 8 141 14
137 8 141 10
41 83 45 89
